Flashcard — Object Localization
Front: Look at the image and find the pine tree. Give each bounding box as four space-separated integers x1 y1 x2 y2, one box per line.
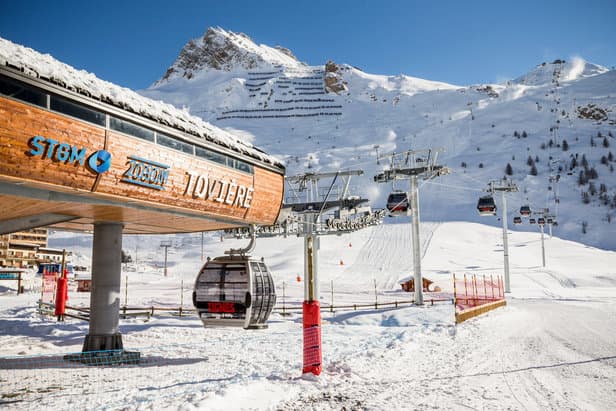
604 137 610 148
562 140 569 151
527 155 534 166
530 165 538 176
505 163 513 175
578 170 587 186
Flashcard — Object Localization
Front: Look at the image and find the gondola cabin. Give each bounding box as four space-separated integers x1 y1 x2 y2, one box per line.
477 196 497 216
193 255 276 329
386 190 409 216
538 217 545 225
547 218 554 225
519 205 531 216
513 216 522 225
529 218 536 224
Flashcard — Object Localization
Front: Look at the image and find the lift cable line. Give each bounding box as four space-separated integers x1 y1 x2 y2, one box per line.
373 148 450 305
478 178 519 293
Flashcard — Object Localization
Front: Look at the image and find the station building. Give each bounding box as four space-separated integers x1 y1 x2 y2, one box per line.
0 37 285 354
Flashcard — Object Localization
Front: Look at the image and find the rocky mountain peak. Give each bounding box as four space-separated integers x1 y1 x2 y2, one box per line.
155 27 302 85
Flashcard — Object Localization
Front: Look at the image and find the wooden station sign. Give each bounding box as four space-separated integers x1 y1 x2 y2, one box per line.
0 96 284 234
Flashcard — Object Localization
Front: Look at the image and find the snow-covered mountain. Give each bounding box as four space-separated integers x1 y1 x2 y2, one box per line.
144 28 616 249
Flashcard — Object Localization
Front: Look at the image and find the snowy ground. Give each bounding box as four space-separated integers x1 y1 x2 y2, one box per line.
1 221 615 410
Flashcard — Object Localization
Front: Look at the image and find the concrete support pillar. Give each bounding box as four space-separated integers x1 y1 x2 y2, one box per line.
82 222 124 352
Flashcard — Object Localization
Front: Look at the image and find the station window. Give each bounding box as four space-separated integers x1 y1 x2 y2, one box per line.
157 133 194 155
0 75 47 107
110 116 155 142
235 161 253 174
50 94 106 126
195 146 227 166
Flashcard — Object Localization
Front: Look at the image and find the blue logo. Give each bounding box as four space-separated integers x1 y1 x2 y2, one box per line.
88 150 112 174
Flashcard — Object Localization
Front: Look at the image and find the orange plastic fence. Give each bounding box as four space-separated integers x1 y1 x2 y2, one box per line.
453 273 504 312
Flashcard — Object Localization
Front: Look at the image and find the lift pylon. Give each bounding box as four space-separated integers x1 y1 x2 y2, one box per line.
373 148 449 305
484 179 518 293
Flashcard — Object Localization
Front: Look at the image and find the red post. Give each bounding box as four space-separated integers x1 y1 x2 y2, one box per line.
54 275 68 319
463 273 468 305
490 274 495 300
483 275 488 303
302 300 322 375
472 275 478 306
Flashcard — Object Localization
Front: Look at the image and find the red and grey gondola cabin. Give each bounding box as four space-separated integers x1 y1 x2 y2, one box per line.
193 255 276 329
513 216 522 225
529 218 536 224
519 205 531 216
386 190 409 216
538 217 545 226
476 195 497 216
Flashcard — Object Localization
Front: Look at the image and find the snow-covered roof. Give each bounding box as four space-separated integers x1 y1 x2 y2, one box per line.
0 36 284 169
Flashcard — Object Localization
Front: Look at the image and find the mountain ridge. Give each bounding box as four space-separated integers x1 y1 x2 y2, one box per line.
142 27 616 250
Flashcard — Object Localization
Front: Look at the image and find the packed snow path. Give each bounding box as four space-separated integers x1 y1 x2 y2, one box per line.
0 222 615 410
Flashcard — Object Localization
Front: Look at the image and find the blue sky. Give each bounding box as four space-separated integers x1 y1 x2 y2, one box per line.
1 0 614 90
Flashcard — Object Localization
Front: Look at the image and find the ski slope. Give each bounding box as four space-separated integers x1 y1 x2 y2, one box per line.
1 222 615 410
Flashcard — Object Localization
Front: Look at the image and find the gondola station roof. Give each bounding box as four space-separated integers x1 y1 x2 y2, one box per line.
0 37 282 169
0 37 285 235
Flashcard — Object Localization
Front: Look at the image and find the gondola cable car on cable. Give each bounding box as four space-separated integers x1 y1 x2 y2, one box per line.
538 217 546 225
513 216 522 225
192 225 276 329
529 218 536 224
519 205 531 216
386 190 410 216
476 195 497 216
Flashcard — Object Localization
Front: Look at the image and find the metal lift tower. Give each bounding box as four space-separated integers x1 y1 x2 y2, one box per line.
373 148 449 305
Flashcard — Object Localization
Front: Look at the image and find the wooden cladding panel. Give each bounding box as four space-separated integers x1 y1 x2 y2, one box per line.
0 97 103 192
101 131 256 221
245 166 284 224
0 97 285 231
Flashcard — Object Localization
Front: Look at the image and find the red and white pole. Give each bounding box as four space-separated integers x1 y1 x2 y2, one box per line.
302 232 322 375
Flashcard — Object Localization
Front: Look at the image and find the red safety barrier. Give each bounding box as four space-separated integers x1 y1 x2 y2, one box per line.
302 300 322 375
453 273 504 313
